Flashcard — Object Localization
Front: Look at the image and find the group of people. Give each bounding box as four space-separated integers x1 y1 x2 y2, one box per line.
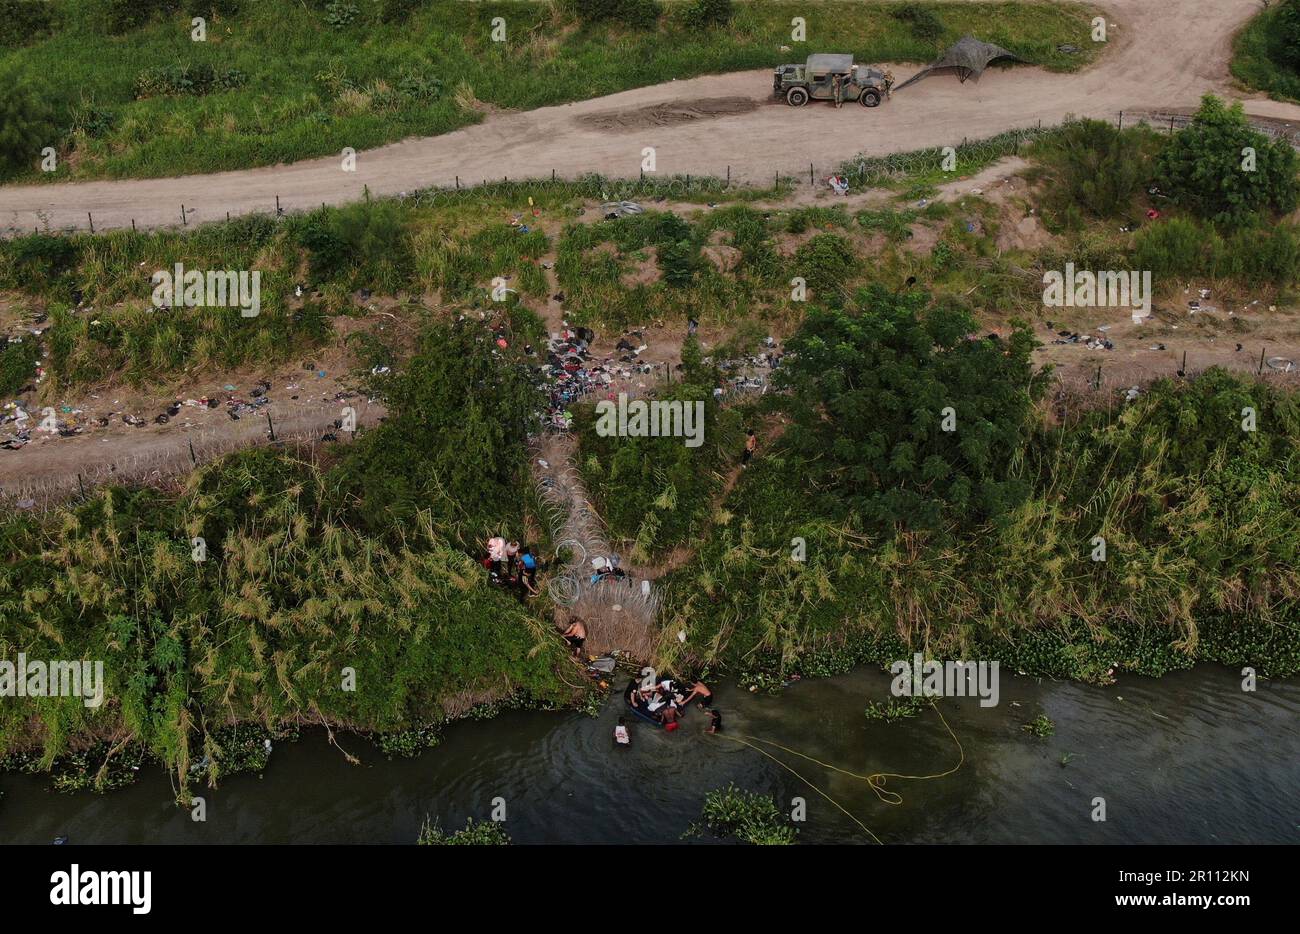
483 535 540 598
623 675 721 738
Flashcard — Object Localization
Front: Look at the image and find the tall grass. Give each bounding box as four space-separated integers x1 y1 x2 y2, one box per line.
0 0 1100 182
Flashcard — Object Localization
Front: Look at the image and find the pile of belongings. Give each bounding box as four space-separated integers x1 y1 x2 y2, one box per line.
1051 329 1113 351
224 380 274 420
541 326 609 431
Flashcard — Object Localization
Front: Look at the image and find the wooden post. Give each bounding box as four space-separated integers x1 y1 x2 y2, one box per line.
87 213 94 233
275 195 281 215
131 219 136 233
266 411 276 441
1259 347 1267 375
181 204 187 226
189 440 197 465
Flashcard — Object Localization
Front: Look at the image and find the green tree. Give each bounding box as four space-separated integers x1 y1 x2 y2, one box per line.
0 65 55 179
330 319 541 544
1277 0 1300 71
1154 94 1300 228
775 286 1040 531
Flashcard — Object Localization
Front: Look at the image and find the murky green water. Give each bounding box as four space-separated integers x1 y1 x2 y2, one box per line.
2 665 1297 844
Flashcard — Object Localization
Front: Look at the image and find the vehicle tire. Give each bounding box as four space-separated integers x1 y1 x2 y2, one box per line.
859 90 881 108
786 87 809 107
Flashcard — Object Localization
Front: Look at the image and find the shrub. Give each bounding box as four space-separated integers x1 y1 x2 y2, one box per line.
294 201 414 290
571 0 661 29
0 337 39 395
133 63 248 99
379 0 422 24
680 0 733 30
324 0 360 27
0 0 54 48
0 66 55 179
891 2 944 42
1034 119 1158 219
0 234 80 292
1277 0 1300 71
794 233 856 298
1155 94 1300 228
659 238 698 287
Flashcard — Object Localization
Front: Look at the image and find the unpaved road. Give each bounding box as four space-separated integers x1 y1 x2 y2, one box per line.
4 0 1300 234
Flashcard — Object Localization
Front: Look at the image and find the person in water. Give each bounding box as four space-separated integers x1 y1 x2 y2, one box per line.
562 619 586 658
614 716 630 746
706 709 723 734
682 678 713 709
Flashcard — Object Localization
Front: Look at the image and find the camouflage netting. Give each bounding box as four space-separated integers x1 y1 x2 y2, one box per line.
894 35 1027 91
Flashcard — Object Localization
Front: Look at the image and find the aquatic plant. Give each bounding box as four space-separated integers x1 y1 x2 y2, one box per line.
690 784 797 845
1022 715 1055 738
417 817 511 845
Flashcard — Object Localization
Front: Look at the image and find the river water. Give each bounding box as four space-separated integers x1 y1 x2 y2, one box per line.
2 665 1297 844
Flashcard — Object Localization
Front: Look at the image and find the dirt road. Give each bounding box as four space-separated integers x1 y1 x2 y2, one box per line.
3 1 1299 235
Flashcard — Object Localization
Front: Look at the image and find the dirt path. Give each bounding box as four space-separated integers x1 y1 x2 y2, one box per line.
3 1 1298 235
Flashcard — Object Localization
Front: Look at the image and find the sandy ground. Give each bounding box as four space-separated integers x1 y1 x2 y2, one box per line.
3 0 1300 235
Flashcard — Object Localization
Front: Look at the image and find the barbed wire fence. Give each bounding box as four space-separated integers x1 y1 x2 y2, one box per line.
9 109 1299 240
532 433 659 660
0 396 380 512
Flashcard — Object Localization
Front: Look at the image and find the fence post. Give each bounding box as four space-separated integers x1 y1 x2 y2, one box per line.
1259 347 1267 375
131 219 136 232
1118 111 1124 131
455 175 460 189
189 440 197 465
726 165 731 186
87 213 94 233
275 195 281 216
810 163 814 185
181 204 187 226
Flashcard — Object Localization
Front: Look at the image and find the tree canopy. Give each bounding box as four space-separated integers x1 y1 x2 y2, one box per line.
775 286 1040 531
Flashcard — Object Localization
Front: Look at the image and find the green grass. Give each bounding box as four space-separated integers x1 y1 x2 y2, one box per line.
1231 4 1300 104
0 0 1101 182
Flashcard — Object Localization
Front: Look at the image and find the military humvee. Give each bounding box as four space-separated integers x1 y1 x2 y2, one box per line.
773 53 892 108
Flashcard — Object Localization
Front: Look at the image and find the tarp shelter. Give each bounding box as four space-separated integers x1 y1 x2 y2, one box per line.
893 36 1026 91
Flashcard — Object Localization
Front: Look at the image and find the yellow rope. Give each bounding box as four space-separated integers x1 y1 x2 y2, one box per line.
711 701 965 843
713 730 885 845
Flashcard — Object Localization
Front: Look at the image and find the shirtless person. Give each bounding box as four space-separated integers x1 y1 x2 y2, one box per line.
681 678 713 710
562 619 587 658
